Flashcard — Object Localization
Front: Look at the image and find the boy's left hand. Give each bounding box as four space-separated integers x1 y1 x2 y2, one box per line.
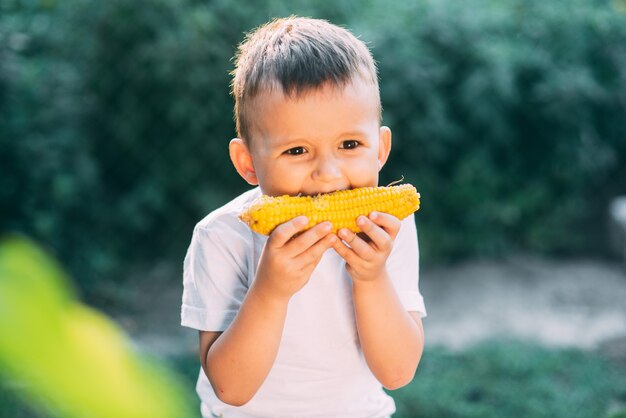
332 211 400 282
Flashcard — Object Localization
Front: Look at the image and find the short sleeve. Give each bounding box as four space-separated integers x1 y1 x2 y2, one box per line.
181 216 252 331
386 214 427 317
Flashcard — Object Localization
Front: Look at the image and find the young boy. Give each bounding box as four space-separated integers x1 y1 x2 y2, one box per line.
181 16 426 418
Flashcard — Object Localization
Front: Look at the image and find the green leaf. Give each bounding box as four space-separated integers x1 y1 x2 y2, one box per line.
0 236 195 418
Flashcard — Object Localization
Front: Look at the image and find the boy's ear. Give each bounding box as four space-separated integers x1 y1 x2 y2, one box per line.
377 126 392 171
229 138 258 185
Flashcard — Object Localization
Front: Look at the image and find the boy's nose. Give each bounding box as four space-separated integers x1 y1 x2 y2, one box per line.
312 157 342 182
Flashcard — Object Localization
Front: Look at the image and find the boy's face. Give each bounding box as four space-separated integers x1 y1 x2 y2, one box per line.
230 76 391 197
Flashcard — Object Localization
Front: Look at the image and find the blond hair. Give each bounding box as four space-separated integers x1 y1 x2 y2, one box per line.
231 16 380 144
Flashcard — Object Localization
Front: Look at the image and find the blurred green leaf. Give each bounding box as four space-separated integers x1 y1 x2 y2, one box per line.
0 236 195 418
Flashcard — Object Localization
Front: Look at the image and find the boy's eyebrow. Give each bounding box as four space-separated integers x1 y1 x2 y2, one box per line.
338 130 369 138
276 130 370 145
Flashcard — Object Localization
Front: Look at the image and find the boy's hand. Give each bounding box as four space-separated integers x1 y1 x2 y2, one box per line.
253 216 337 302
332 212 401 282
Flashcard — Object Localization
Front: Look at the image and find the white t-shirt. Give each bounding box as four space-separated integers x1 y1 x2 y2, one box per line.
181 187 426 418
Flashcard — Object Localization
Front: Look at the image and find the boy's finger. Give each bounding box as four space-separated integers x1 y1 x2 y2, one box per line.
332 236 358 265
332 236 350 257
267 216 309 248
355 215 393 252
285 221 333 256
297 233 338 267
337 228 376 260
368 212 401 240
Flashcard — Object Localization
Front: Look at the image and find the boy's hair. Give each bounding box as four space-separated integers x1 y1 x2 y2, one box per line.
231 16 380 144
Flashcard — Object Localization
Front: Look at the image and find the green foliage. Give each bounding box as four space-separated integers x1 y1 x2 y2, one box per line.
2 0 626 288
0 0 376 287
390 341 626 418
361 0 626 260
0 236 195 418
1 0 102 284
5 338 624 418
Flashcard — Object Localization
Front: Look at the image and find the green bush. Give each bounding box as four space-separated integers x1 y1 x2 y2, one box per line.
362 0 626 260
390 341 626 418
2 0 626 290
0 0 365 289
1 0 100 284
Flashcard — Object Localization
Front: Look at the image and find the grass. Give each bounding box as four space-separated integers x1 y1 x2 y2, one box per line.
2 340 625 418
390 341 626 418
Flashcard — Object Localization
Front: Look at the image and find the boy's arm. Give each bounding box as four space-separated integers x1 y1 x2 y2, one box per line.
332 212 424 390
351 277 424 389
199 217 336 406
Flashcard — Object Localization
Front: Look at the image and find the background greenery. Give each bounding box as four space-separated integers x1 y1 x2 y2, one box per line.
4 342 626 418
2 1 626 417
3 0 626 290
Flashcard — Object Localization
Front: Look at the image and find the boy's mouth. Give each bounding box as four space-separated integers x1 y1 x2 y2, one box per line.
300 186 352 197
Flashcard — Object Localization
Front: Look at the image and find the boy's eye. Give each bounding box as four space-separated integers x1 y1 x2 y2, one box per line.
340 140 360 150
284 146 306 156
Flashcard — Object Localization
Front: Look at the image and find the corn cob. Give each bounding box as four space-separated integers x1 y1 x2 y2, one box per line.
239 184 420 235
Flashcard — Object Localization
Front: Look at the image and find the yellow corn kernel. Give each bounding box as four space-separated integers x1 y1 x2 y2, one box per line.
239 184 421 235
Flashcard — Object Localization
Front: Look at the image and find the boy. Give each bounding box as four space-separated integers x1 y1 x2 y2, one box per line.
182 16 426 418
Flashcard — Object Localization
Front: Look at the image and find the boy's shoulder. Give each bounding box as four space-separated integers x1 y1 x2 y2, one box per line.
195 187 262 235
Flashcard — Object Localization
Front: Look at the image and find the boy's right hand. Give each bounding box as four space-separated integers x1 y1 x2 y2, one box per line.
252 216 337 303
